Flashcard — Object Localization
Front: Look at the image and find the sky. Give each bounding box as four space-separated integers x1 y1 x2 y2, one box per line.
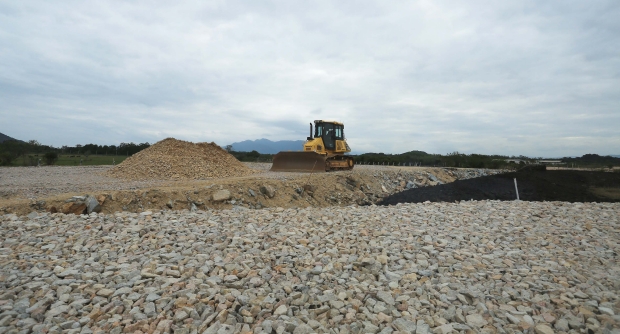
1 0 619 157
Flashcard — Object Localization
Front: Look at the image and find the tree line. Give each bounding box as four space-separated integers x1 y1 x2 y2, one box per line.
227 149 525 169
226 146 273 162
560 154 620 168
59 142 151 156
2 138 617 169
0 140 150 166
353 151 516 169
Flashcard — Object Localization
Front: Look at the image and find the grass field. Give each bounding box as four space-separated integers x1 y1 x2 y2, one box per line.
590 187 620 200
55 154 129 166
11 154 129 166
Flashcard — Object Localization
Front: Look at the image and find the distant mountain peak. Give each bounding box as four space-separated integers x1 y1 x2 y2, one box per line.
0 132 20 143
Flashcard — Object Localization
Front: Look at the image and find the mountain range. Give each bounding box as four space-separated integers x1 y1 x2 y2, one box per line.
228 138 366 154
228 138 305 154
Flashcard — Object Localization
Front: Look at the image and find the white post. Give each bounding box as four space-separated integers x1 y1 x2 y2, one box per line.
514 178 520 200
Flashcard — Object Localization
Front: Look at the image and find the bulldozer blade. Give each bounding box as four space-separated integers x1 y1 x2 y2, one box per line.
270 152 328 172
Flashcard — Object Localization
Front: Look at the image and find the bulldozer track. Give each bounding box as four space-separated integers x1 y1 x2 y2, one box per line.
325 156 355 172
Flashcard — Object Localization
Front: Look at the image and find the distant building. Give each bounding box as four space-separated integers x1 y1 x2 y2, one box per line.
504 159 529 164
536 160 563 165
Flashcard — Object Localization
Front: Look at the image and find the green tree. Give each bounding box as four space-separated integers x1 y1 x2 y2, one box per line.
1 140 27 165
248 150 260 159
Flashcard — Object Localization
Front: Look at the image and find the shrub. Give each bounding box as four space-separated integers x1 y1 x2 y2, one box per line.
0 151 13 166
44 152 58 165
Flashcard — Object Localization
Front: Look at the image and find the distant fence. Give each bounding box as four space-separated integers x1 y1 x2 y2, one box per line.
354 161 423 166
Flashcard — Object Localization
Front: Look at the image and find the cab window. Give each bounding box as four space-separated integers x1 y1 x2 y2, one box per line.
315 125 323 137
334 126 343 139
322 123 334 138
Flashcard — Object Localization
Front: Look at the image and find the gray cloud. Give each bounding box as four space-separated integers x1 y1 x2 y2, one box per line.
1 0 618 156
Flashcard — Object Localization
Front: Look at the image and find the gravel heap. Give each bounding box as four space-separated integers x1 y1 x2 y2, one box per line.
1 201 618 334
106 138 256 180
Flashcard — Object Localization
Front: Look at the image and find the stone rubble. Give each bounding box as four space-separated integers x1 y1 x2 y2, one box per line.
1 200 619 333
350 169 505 206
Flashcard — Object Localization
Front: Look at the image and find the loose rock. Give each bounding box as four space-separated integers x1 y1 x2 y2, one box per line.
0 200 617 334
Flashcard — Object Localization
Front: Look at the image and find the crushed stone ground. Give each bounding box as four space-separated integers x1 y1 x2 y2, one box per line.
0 201 618 333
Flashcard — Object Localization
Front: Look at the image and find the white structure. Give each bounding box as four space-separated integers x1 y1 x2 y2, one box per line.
537 160 563 165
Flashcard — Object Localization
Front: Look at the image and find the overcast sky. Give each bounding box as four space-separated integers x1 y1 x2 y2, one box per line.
1 1 618 157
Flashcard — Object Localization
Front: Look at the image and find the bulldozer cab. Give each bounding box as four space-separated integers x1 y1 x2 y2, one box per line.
315 121 344 150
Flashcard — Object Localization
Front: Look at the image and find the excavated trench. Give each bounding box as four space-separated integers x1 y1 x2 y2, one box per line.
380 167 620 205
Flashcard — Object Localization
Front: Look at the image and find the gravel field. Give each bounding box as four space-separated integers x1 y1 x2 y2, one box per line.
0 165 277 200
1 201 618 333
0 166 167 200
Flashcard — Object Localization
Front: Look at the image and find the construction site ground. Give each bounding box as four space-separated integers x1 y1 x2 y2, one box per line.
3 161 619 216
0 163 501 216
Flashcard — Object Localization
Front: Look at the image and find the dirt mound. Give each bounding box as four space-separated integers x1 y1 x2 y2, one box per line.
381 169 620 205
106 138 257 180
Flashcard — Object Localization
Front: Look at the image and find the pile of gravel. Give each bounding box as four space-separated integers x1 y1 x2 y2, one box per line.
0 201 618 333
106 138 257 180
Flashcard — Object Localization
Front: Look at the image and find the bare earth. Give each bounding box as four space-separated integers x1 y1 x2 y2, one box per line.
0 164 500 216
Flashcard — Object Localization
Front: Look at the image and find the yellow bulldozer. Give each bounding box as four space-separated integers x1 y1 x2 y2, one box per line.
270 120 354 172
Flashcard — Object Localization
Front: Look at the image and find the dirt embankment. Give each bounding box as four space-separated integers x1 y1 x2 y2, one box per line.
0 165 504 216
381 167 620 205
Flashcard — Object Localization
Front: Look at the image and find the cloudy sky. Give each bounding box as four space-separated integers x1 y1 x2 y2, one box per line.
1 0 618 157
